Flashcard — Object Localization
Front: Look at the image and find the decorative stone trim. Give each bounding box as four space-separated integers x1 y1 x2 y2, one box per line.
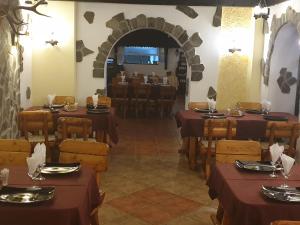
93 13 204 81
264 6 300 85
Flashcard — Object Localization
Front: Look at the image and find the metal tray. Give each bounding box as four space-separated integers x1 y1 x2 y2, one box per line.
41 163 80 174
44 104 64 109
193 108 217 113
245 109 263 114
235 160 278 172
263 115 288 121
202 113 226 119
0 186 55 204
261 186 300 202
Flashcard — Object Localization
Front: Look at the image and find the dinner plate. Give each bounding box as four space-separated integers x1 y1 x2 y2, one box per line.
87 108 110 114
0 186 55 204
245 109 263 114
41 163 80 174
235 160 278 172
44 104 64 109
202 113 226 119
261 186 300 202
193 108 217 113
263 115 288 121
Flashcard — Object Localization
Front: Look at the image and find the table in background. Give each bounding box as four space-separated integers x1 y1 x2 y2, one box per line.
175 110 298 169
208 163 300 225
28 106 119 144
0 166 100 225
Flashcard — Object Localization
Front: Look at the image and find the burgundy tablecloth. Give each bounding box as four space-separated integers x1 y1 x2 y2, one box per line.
235 119 267 140
208 163 300 225
0 166 100 225
27 106 119 144
175 110 298 138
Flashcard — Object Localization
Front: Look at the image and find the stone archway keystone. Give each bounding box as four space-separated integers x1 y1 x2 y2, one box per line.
93 13 205 82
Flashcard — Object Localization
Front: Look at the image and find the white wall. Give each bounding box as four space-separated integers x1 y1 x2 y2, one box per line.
76 3 221 105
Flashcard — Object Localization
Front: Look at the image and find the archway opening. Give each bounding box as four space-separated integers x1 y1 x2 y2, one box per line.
268 23 300 115
106 28 187 117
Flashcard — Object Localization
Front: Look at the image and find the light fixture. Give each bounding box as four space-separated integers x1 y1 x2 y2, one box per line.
45 39 58 46
254 0 270 20
45 32 58 46
228 48 241 54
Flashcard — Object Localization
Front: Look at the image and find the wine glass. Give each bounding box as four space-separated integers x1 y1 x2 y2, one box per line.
269 160 279 178
28 164 45 181
280 166 291 189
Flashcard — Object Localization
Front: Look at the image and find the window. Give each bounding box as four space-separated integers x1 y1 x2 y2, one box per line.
123 47 160 65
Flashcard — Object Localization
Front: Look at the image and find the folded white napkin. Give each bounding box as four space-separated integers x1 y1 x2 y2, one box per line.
27 143 46 175
47 94 56 106
121 75 125 82
269 143 284 164
120 71 125 76
281 153 295 175
262 99 271 111
134 71 138 76
151 72 155 76
92 94 98 107
144 75 148 84
207 98 216 110
163 77 168 84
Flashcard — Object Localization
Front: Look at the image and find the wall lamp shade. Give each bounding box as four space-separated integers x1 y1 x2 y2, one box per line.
45 39 58 46
254 0 270 20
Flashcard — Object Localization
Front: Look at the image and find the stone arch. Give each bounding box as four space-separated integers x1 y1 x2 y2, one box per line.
93 13 205 82
264 6 300 85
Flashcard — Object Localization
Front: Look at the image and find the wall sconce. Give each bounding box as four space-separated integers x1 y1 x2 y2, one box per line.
228 47 241 54
254 0 270 20
45 39 58 46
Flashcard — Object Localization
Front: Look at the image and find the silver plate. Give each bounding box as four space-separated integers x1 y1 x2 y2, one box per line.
235 160 279 172
0 187 55 204
41 165 80 174
261 186 300 202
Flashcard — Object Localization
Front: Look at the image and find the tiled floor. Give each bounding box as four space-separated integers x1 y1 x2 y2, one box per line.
100 98 217 225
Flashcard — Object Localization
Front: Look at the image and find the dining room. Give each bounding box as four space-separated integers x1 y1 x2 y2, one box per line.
0 0 300 225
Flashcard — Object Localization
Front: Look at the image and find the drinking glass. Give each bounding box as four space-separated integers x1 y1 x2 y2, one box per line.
28 164 45 181
280 167 291 189
269 161 279 178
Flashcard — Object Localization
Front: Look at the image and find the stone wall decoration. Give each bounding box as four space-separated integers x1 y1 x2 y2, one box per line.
176 5 198 19
84 11 95 24
207 86 217 100
94 13 204 82
277 68 297 94
26 87 31 99
264 7 300 85
213 5 222 27
76 40 94 62
0 5 22 138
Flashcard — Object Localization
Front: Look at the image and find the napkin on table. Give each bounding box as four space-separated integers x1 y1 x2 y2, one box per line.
262 100 272 112
207 98 216 110
269 143 284 164
92 94 98 107
27 143 46 175
281 153 295 175
47 94 56 106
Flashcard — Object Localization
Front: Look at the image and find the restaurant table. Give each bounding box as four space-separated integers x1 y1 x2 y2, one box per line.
27 106 119 144
208 163 300 225
0 166 100 225
175 110 298 169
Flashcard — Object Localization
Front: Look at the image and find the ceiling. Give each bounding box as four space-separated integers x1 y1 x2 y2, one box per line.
49 0 287 7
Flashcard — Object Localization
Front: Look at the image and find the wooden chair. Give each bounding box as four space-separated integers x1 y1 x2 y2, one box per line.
86 96 112 107
53 96 75 105
212 140 262 225
18 111 56 158
157 85 176 118
0 139 31 166
132 83 151 117
57 117 93 141
188 102 208 110
199 119 233 179
111 83 129 118
271 221 300 225
236 101 262 110
59 139 109 186
266 122 300 158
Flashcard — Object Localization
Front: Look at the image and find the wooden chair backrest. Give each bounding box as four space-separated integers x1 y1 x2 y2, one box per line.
133 84 151 99
18 111 52 143
86 96 111 107
112 77 122 85
59 139 109 185
271 221 300 225
188 102 209 110
58 117 92 141
159 86 176 100
111 84 128 99
268 122 300 154
53 96 75 105
216 140 261 163
0 139 31 166
237 102 262 110
206 119 232 139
